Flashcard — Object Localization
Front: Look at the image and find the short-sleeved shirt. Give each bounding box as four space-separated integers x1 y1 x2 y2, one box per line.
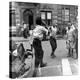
49 26 57 38
32 25 48 39
67 27 75 41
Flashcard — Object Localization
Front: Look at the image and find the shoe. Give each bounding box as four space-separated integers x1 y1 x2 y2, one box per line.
50 54 52 56
67 55 71 57
50 52 54 56
32 68 38 77
40 63 47 67
51 55 56 58
74 56 78 59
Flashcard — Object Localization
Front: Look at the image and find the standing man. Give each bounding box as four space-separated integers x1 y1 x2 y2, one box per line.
32 17 48 76
49 25 57 58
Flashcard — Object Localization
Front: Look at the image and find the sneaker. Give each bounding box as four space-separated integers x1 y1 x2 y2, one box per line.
40 63 47 67
51 55 56 58
50 52 54 56
32 69 38 77
67 55 71 57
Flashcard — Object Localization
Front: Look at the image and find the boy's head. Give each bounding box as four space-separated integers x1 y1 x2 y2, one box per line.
36 17 42 25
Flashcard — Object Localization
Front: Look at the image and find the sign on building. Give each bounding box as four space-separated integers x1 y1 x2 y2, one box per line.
47 12 51 19
41 12 45 19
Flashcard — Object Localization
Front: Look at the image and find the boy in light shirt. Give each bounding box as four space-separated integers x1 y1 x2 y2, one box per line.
49 25 57 58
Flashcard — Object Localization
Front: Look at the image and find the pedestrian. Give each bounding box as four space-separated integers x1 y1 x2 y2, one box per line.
32 17 48 76
23 24 29 38
49 25 57 58
72 25 78 59
75 28 78 59
66 23 75 57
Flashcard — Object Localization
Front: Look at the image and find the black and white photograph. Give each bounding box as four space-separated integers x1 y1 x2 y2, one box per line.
9 1 78 78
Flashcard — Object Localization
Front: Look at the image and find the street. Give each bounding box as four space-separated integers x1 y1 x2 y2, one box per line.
41 40 78 76
12 37 78 77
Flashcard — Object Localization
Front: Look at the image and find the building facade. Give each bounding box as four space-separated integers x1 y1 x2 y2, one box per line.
9 2 78 33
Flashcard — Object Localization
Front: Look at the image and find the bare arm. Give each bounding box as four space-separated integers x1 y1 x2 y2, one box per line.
42 27 48 35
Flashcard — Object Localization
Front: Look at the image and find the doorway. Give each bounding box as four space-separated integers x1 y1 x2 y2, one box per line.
28 15 33 30
23 9 33 30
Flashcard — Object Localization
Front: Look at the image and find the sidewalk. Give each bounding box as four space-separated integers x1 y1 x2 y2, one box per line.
11 37 32 50
11 35 67 42
11 37 29 42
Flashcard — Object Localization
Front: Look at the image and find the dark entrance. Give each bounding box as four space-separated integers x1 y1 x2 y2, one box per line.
28 15 33 30
23 9 33 30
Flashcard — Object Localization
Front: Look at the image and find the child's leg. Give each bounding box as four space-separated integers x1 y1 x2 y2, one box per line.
67 48 71 57
72 48 77 59
71 48 73 57
69 48 71 56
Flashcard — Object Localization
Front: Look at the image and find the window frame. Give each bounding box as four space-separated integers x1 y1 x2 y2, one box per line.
62 8 70 23
40 11 52 26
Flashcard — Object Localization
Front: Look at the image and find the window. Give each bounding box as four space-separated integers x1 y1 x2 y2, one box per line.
41 11 52 26
65 9 69 21
62 9 70 22
47 12 51 19
41 12 46 19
